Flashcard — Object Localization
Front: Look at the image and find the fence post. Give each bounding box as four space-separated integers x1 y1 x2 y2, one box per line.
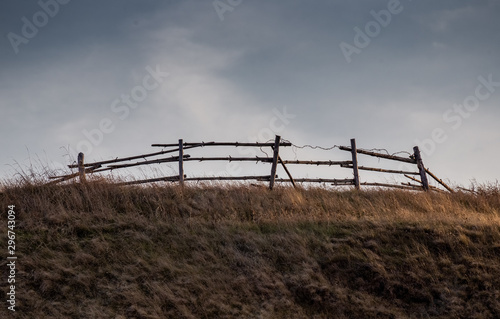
78 152 86 183
350 138 360 190
179 139 184 186
269 135 281 190
413 146 429 191
279 157 296 188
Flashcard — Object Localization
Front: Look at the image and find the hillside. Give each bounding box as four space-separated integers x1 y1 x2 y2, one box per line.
1 182 500 318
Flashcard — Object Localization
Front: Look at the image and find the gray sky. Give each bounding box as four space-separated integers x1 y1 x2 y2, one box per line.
1 0 499 187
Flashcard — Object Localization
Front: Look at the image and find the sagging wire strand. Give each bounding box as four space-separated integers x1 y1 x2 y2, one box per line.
286 141 341 161
360 148 412 157
235 138 412 161
284 139 413 159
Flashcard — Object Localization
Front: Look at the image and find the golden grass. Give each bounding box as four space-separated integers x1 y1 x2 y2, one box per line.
0 180 499 318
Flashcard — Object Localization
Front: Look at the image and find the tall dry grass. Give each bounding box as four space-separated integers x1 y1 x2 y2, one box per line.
0 179 499 318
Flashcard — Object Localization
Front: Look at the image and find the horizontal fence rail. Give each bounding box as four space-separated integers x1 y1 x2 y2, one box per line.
67 147 191 168
151 141 292 148
339 146 417 164
340 165 420 175
50 136 453 192
278 178 355 184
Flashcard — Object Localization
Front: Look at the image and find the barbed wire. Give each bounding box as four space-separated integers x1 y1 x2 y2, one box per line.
362 148 389 155
359 148 412 157
291 144 341 151
252 139 413 159
259 139 274 157
283 139 337 151
286 140 413 158
259 147 270 157
391 151 413 157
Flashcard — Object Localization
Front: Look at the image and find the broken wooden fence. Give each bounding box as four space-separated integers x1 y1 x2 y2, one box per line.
49 136 453 192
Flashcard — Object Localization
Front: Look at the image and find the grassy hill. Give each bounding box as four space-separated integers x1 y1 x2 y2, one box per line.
1 181 500 318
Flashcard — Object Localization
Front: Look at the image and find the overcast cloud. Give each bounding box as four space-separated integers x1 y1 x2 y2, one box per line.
1 0 499 186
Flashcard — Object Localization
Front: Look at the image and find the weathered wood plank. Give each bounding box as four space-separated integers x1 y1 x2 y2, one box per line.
183 157 351 166
108 155 190 169
67 147 195 168
413 146 429 191
350 139 360 190
269 136 281 190
341 165 420 175
46 165 101 185
278 156 296 188
361 182 424 190
152 141 292 148
117 175 181 186
179 139 184 186
283 160 352 166
184 157 272 163
49 164 102 179
78 152 86 183
424 168 454 193
184 176 272 181
339 146 416 164
275 178 354 184
404 174 422 184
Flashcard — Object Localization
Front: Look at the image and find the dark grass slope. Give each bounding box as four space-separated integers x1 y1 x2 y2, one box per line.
1 181 500 318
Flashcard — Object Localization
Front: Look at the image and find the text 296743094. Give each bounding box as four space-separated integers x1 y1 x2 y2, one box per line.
7 205 17 312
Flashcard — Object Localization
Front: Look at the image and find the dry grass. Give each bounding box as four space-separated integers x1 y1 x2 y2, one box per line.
1 180 500 318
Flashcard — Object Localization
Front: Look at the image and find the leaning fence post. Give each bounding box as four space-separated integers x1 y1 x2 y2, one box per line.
269 135 281 190
413 146 429 191
77 152 86 183
350 138 360 190
179 139 184 186
279 156 296 188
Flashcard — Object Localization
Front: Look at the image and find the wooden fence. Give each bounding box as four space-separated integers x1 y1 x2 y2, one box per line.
48 136 453 192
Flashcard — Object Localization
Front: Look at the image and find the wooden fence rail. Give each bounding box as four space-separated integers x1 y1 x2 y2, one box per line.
50 136 453 192
338 146 417 164
341 165 420 175
151 141 292 148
